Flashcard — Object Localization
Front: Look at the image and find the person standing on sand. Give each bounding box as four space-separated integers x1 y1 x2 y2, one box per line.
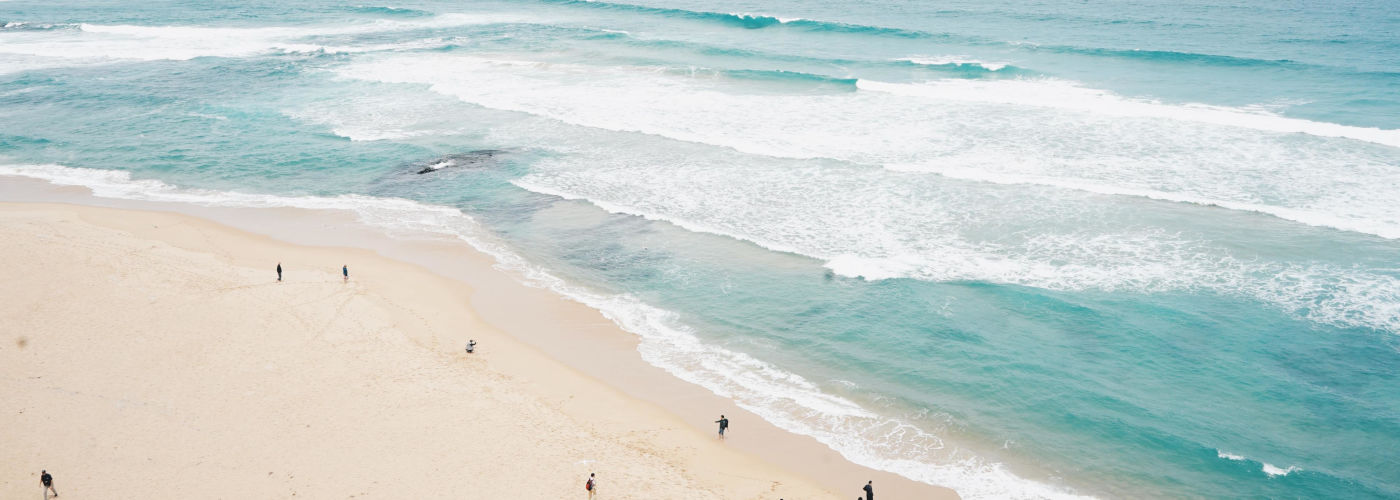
342 264 349 282
585 472 597 498
864 480 874 500
715 414 729 439
276 262 282 282
41 470 57 498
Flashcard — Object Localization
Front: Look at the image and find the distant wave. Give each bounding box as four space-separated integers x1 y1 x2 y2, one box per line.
1030 43 1297 68
570 0 1398 75
0 16 514 64
0 163 1093 500
344 5 434 17
592 32 1017 79
548 0 947 38
1217 450 1303 477
544 0 1380 74
718 12 797 29
1 21 78 31
354 53 1400 150
855 79 1400 148
898 56 1011 72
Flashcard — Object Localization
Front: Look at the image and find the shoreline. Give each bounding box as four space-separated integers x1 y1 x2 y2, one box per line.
0 177 959 499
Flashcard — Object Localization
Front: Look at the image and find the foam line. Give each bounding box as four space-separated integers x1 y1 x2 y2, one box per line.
899 56 1008 71
0 163 1092 499
884 164 1400 240
510 172 1400 335
1217 450 1303 477
0 14 529 64
855 79 1400 148
335 55 1400 243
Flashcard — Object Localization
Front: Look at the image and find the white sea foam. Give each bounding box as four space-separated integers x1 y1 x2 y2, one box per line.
856 78 1400 148
185 112 229 121
0 14 526 67
510 161 1400 334
1217 450 1247 461
285 91 481 141
1216 450 1302 477
728 12 806 23
900 56 1008 71
882 163 1400 240
299 72 1400 334
335 54 1400 245
0 164 1093 499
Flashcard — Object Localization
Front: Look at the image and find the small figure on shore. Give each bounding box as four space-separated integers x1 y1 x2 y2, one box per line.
585 472 597 498
41 470 57 499
715 414 729 440
276 262 282 282
342 264 349 282
864 480 874 500
466 340 476 353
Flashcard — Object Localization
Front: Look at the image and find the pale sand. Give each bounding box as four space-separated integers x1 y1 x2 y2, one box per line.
0 201 959 499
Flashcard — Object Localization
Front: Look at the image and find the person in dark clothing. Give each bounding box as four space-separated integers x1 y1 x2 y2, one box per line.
342 264 349 282
863 480 873 500
41 470 57 498
276 262 282 282
715 415 729 439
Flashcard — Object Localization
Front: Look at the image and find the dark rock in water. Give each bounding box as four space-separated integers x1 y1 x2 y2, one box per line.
415 149 507 174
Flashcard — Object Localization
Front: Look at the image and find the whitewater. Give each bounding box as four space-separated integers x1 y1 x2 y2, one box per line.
3 0 1399 498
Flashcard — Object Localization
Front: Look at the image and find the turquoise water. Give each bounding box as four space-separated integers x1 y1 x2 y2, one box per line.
3 0 1400 497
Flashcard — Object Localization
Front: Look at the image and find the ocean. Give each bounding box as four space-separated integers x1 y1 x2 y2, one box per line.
2 0 1398 497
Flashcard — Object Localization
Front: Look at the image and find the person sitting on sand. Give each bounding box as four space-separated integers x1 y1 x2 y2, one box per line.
466 340 476 353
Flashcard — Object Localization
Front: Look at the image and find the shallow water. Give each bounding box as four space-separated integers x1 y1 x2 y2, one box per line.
2 0 1399 497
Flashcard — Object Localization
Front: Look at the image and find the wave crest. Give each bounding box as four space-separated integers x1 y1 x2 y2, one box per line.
899 56 1010 72
345 5 434 17
1217 450 1303 477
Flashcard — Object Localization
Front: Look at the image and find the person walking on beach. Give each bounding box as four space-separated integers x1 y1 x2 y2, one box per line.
585 472 597 498
864 480 874 500
41 470 57 498
276 262 282 282
715 414 729 440
342 264 349 282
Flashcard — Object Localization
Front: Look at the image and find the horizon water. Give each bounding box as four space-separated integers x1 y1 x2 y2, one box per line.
3 0 1399 498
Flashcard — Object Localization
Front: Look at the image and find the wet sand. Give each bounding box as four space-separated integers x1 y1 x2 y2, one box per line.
0 192 957 499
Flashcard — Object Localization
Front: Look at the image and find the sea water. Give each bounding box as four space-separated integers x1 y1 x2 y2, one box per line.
2 0 1399 497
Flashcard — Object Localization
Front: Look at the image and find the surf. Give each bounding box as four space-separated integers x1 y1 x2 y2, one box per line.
335 54 1400 242
0 163 1092 500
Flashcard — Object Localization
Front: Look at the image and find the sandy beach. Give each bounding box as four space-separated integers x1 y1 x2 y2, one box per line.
5 0 1396 495
0 199 957 499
